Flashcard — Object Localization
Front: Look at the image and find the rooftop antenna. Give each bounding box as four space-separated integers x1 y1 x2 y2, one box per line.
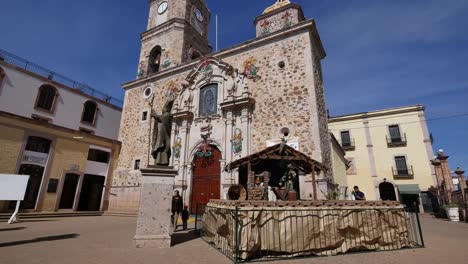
216 14 219 52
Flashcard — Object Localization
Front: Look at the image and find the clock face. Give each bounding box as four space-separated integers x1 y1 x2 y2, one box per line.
195 8 204 22
158 1 168 14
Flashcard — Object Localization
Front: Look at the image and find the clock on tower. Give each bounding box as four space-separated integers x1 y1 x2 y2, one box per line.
138 0 212 77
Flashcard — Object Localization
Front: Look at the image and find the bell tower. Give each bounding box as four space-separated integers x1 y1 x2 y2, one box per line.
137 0 212 78
255 0 305 38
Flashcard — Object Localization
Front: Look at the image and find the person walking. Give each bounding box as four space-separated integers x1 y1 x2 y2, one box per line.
171 190 183 231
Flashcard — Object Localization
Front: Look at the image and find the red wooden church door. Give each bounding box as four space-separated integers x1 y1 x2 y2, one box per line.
191 146 221 213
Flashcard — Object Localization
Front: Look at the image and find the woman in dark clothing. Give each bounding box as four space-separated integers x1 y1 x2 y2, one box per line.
171 190 183 231
181 205 189 230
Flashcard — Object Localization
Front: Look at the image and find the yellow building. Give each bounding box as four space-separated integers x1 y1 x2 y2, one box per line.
330 134 348 199
328 105 436 212
0 50 122 213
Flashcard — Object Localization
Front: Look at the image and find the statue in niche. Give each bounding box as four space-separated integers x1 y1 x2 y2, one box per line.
151 99 174 166
224 67 238 97
180 83 193 109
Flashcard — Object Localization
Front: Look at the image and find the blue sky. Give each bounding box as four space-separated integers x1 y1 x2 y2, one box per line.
1 0 467 171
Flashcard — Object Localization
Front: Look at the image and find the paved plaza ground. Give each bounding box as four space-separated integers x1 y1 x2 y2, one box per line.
0 215 467 264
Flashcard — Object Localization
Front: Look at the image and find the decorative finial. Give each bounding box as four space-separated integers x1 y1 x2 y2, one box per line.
263 0 291 14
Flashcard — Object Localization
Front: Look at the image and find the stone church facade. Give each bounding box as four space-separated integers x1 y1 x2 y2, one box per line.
109 0 336 213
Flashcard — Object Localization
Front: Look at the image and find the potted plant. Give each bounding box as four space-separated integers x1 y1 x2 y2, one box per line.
443 204 460 222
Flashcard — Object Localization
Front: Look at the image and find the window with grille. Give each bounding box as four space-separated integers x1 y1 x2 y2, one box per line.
35 85 57 112
388 125 402 142
395 156 409 175
340 131 351 147
81 101 98 124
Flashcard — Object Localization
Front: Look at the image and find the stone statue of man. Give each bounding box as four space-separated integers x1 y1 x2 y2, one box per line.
151 100 174 166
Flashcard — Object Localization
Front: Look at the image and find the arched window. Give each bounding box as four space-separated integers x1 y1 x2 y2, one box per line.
379 182 397 201
35 85 58 112
81 101 98 124
148 46 162 74
199 83 218 117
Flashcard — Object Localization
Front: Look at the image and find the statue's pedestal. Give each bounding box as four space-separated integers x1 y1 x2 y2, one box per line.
134 166 177 248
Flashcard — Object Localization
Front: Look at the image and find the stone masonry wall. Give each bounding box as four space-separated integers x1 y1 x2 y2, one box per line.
120 28 325 169
111 26 328 211
113 71 187 187
220 33 321 159
139 0 210 78
311 38 332 179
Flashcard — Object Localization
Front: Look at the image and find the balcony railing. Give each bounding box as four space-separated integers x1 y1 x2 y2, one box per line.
340 139 355 151
392 165 414 179
386 133 407 147
0 49 123 108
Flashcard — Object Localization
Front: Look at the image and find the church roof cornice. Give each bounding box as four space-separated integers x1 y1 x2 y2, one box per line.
328 105 426 123
140 18 187 40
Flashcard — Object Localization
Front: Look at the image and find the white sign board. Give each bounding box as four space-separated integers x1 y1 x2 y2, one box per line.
0 174 30 201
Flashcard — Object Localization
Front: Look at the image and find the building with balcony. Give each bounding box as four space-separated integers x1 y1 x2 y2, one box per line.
328 105 437 212
0 49 122 213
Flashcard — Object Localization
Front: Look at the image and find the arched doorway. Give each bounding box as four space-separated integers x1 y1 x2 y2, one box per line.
379 182 397 201
191 145 221 213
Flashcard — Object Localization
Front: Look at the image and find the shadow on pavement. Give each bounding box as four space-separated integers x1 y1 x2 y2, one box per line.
0 234 79 248
0 227 26 232
171 229 199 246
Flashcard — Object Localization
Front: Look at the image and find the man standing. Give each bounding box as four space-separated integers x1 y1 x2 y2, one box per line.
171 190 183 231
352 186 366 201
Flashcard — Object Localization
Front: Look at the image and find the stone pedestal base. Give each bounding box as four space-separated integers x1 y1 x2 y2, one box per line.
134 234 172 248
133 166 177 248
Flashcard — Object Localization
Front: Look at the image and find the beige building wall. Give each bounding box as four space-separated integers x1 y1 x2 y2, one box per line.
0 125 25 211
0 112 121 213
0 125 24 174
330 134 348 199
0 62 122 140
329 105 436 210
40 138 90 212
0 54 123 213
